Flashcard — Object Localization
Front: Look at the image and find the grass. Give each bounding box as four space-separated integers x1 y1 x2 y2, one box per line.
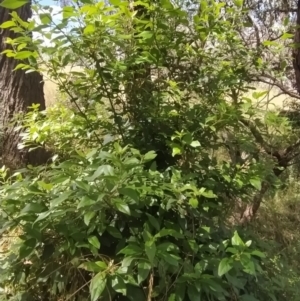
42 66 85 107
44 78 58 107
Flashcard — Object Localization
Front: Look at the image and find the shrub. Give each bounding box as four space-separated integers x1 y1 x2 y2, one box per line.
0 0 296 300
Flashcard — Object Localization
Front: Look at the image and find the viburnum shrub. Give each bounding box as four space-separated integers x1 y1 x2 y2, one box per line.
0 0 292 300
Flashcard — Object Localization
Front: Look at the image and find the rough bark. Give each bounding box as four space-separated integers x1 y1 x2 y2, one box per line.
293 0 300 93
239 181 270 224
0 1 49 169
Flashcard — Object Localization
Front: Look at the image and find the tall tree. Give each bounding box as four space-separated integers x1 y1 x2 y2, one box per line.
0 1 47 168
222 0 300 223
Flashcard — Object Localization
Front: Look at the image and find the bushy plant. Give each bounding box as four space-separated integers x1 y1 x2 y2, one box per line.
0 0 297 300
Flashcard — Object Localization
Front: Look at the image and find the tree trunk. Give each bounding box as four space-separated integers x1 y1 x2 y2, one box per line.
239 181 270 224
293 0 300 93
0 1 49 168
239 159 287 224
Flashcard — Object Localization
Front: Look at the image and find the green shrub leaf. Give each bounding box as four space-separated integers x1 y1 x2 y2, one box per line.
90 272 106 301
218 258 233 276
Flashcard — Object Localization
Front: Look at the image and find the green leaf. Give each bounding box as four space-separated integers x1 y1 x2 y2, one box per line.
40 13 52 25
21 203 45 213
168 294 176 301
250 178 261 190
90 272 106 301
115 202 131 215
111 275 127 295
145 241 156 264
118 244 143 256
121 256 135 268
187 285 200 301
240 294 260 301
175 283 186 301
157 228 184 239
14 63 27 70
75 180 90 192
25 226 42 241
50 191 73 208
0 21 16 29
218 258 233 276
231 231 244 246
37 181 53 191
96 261 108 269
123 157 140 166
84 24 95 35
19 238 36 259
234 0 243 7
14 51 34 60
0 0 28 9
172 146 182 157
144 151 157 162
241 255 256 275
284 17 289 26
79 262 103 273
252 91 268 99
146 214 160 231
107 226 123 239
137 261 151 284
182 132 192 144
201 190 217 198
63 6 76 19
189 198 198 208
161 253 180 267
88 236 100 249
34 211 51 224
245 240 252 247
84 211 96 226
251 250 266 258
190 140 201 148
119 188 139 202
281 32 294 40
137 31 153 39
77 196 95 209
110 0 121 6
262 40 278 46
226 247 238 254
89 165 114 180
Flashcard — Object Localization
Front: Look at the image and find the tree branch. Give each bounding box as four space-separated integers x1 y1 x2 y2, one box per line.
252 74 300 100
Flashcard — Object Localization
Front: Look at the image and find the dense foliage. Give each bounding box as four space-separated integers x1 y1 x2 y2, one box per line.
1 0 300 300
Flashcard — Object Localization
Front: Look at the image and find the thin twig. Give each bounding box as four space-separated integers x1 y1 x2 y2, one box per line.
147 271 154 301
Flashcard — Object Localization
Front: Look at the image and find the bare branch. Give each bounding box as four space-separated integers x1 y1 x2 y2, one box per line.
248 14 260 49
252 75 300 100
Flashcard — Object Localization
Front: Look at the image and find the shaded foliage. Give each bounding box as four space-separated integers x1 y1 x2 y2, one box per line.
0 0 300 301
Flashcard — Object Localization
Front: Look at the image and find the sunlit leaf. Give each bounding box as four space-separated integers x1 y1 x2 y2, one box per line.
0 0 28 9
189 198 198 208
90 272 106 301
115 202 131 215
144 151 157 162
231 231 244 246
0 21 16 28
218 258 233 276
88 236 100 249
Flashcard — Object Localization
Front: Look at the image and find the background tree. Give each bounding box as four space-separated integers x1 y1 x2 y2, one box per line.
0 0 50 169
1 1 300 301
207 0 300 223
